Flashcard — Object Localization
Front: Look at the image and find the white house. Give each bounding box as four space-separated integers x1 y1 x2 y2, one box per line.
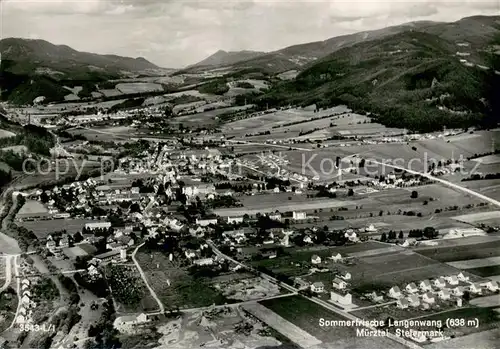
368 291 384 303
457 272 469 282
268 213 282 221
405 283 418 293
480 280 499 292
419 280 432 291
193 258 214 266
16 315 26 324
292 211 306 220
445 275 459 286
85 222 111 230
311 255 322 265
341 272 352 281
389 286 402 299
438 289 451 300
113 313 150 333
330 291 353 306
227 216 244 224
422 292 435 304
433 277 447 288
21 295 30 305
311 282 325 293
452 286 465 297
332 277 348 290
469 283 482 294
397 298 409 309
331 253 343 262
196 218 218 227
407 294 420 307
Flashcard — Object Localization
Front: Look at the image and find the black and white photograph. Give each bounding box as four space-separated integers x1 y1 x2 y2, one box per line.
0 1 500 348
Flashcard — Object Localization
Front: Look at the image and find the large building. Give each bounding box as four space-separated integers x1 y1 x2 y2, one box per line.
85 222 112 230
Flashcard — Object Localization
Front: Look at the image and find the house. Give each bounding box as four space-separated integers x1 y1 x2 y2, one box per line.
268 213 282 222
397 298 409 309
405 283 418 293
292 211 306 220
419 280 432 291
445 275 459 286
16 314 26 324
46 240 56 251
227 216 244 224
21 279 30 287
438 289 451 300
457 272 469 282
185 250 197 259
407 295 420 307
294 277 310 290
85 222 111 230
344 231 358 242
422 292 435 304
21 294 30 305
331 253 343 262
195 218 218 227
95 250 121 263
368 291 384 302
480 280 499 292
113 313 150 333
452 286 465 297
433 277 447 288
310 282 325 293
330 291 353 306
389 286 402 299
332 277 348 290
193 258 214 266
469 283 482 294
341 272 352 280
311 255 322 265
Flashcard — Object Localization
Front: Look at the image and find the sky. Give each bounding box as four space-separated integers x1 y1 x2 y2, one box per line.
1 0 499 68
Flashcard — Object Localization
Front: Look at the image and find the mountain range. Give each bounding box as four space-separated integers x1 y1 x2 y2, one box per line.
186 16 500 73
0 38 159 79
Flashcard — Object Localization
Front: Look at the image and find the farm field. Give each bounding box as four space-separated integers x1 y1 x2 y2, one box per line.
447 257 500 269
20 218 96 239
1 145 28 154
115 82 163 94
426 328 500 349
260 295 407 349
416 239 500 263
466 265 500 277
471 154 500 165
0 129 15 138
416 306 500 338
243 302 322 348
213 197 357 217
452 211 500 225
135 250 233 309
16 200 48 216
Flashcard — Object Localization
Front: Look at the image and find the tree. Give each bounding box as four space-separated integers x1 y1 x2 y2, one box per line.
410 190 418 199
347 188 354 196
398 231 404 239
380 232 387 242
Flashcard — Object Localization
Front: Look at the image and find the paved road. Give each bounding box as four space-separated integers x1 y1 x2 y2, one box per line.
131 242 165 314
369 160 500 208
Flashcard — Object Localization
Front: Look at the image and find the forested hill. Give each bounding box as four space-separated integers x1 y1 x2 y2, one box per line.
248 30 500 132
